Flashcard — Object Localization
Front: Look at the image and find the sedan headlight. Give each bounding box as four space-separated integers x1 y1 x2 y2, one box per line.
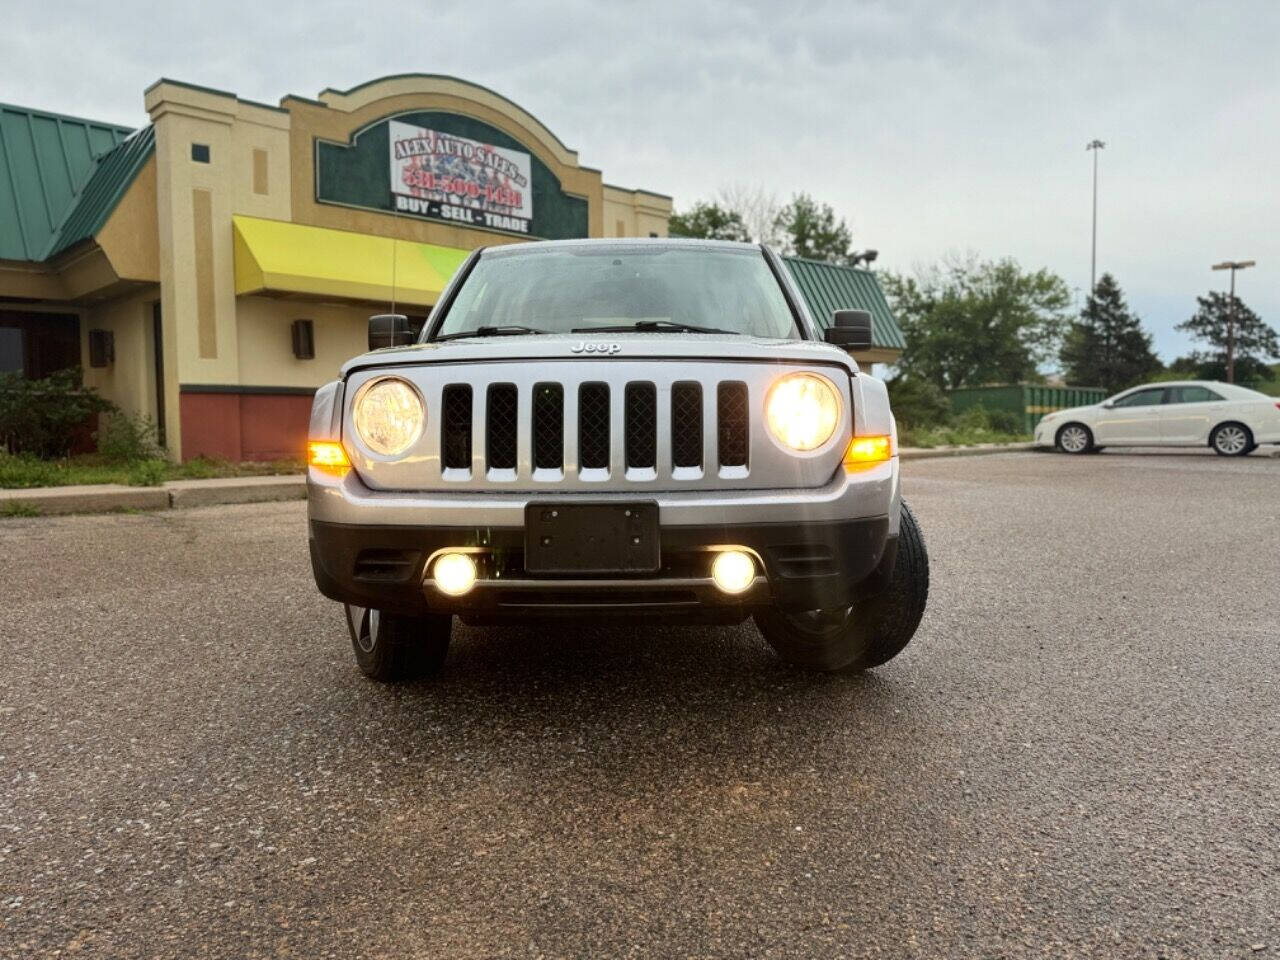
354 378 424 457
765 373 841 451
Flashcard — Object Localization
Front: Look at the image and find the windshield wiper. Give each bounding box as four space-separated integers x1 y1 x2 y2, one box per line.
570 320 741 335
433 325 544 342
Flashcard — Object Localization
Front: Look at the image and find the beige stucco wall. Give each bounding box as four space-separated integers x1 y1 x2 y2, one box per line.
81 290 160 422
145 81 294 456
235 296 371 388
603 186 672 238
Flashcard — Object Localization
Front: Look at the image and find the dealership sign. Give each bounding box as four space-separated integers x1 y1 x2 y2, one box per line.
388 120 532 234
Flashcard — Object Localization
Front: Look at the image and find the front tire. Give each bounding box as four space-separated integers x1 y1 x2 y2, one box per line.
754 500 929 672
1055 423 1093 454
345 605 452 682
1210 422 1253 457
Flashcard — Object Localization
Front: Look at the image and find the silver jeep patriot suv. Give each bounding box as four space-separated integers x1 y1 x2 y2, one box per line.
307 239 928 680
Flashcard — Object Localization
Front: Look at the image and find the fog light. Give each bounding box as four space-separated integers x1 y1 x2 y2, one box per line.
432 552 477 596
711 550 756 595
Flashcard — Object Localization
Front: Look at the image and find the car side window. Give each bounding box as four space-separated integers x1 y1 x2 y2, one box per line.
1112 388 1166 408
1170 386 1223 404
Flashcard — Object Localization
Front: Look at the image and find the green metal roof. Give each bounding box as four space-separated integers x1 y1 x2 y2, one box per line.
783 256 906 351
0 103 136 262
45 125 155 258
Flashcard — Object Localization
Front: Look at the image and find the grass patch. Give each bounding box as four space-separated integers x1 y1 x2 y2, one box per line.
1 500 41 518
899 425 1030 449
0 453 304 490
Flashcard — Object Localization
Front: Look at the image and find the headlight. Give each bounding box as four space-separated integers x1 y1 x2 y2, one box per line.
765 373 841 451
354 378 424 457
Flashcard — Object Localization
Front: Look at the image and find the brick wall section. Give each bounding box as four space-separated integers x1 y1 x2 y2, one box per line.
180 391 312 461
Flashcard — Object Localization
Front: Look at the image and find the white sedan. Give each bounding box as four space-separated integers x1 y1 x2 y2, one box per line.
1034 380 1280 456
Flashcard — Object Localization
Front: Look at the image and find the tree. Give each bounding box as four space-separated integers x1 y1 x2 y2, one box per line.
716 183 782 246
1059 273 1162 392
773 193 854 263
1175 292 1278 383
882 254 1071 390
667 202 750 242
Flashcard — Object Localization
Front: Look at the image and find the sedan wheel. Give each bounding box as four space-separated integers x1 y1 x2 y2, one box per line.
1056 423 1092 454
1210 423 1252 457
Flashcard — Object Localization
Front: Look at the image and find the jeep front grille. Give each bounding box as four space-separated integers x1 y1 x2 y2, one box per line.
440 377 747 478
345 360 852 493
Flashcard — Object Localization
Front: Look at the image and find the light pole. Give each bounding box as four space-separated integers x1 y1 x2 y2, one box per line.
1211 259 1256 383
1086 140 1105 296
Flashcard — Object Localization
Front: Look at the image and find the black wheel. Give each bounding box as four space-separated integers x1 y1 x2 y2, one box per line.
754 500 929 672
1055 422 1093 454
345 604 451 682
1210 422 1253 456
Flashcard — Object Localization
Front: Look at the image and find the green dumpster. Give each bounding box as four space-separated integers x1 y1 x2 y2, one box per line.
947 385 1108 434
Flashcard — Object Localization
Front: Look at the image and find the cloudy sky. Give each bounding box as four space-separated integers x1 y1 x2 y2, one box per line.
5 0 1276 361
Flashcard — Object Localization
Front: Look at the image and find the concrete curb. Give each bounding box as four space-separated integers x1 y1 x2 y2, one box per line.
899 442 1035 460
1 484 173 516
167 475 306 509
1 475 306 517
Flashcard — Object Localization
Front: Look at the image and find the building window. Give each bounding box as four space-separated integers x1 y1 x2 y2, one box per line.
0 311 80 378
191 143 211 163
0 327 22 374
616 220 626 237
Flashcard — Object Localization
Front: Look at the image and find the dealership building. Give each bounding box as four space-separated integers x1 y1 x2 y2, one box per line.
0 74 903 461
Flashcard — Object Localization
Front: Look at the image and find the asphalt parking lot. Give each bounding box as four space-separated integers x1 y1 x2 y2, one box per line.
3 450 1277 959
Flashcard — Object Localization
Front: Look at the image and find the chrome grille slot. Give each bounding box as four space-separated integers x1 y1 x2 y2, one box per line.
717 381 749 468
486 383 518 471
625 382 657 469
532 383 564 470
670 381 703 469
578 383 610 470
441 384 472 470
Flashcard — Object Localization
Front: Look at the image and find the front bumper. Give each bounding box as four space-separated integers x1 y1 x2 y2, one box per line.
307 460 900 620
309 515 894 620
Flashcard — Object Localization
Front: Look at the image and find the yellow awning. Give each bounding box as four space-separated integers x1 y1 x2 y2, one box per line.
232 215 470 307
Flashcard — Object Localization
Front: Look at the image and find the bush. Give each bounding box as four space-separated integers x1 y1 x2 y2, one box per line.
986 409 1024 434
885 376 951 431
96 412 163 463
0 369 115 458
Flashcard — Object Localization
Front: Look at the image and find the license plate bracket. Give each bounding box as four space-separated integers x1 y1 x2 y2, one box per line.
524 501 660 574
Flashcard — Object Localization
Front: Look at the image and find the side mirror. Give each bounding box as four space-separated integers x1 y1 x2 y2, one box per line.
824 309 874 351
368 314 414 351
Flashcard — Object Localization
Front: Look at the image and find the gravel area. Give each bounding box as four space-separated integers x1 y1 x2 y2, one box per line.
2 449 1277 958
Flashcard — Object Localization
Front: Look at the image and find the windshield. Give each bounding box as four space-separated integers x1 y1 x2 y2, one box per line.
433 246 801 339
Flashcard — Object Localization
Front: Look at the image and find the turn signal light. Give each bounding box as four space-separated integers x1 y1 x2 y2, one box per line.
843 434 893 469
308 440 350 472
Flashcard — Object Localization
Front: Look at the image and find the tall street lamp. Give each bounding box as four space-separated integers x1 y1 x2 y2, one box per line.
1211 259 1257 383
1086 140 1106 296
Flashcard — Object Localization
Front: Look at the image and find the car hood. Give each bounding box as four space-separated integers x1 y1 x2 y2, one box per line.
1041 403 1103 421
340 332 861 377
